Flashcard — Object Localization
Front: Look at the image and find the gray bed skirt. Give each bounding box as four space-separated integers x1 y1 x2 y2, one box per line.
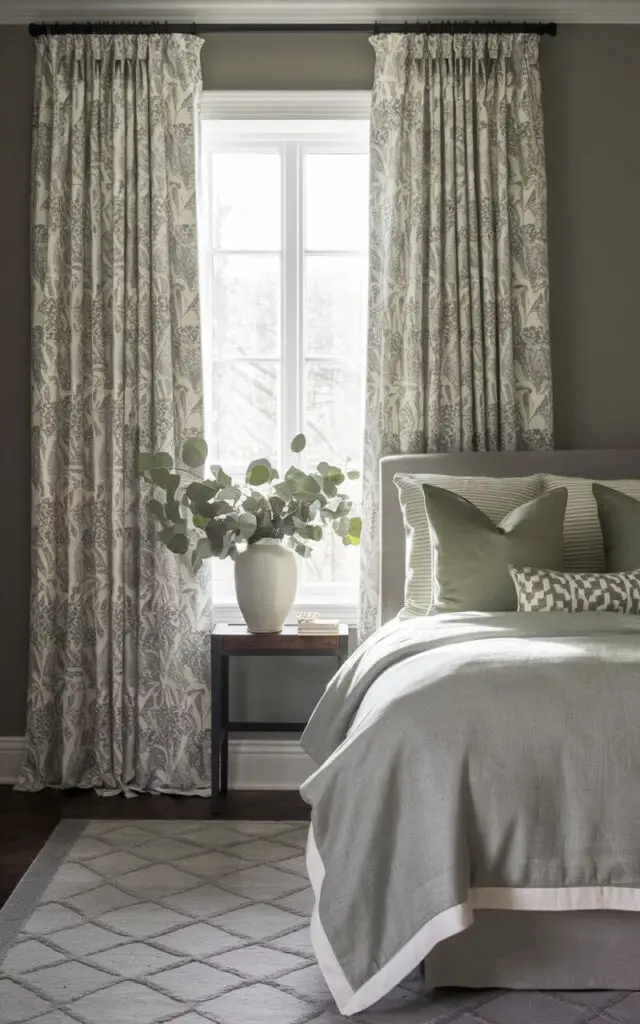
424 910 640 990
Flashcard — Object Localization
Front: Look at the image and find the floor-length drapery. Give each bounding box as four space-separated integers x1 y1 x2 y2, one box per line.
360 33 554 638
18 33 211 793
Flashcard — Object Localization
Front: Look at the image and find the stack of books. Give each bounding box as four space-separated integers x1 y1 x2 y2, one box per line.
297 615 341 635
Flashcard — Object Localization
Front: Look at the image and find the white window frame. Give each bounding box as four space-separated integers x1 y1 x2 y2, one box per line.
199 92 370 626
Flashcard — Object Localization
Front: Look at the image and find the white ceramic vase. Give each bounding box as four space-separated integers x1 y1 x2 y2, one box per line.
234 538 298 633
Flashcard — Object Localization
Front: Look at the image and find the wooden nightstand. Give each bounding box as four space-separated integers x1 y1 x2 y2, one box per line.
210 623 349 814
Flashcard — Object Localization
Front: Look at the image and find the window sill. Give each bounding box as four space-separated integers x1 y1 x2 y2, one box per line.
211 600 358 628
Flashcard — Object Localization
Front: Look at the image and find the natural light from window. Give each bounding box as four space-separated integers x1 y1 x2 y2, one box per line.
199 113 369 618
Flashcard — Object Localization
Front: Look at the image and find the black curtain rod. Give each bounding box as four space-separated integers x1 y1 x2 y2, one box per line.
28 20 557 38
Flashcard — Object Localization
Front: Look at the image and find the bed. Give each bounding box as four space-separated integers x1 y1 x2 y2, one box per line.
300 449 640 1016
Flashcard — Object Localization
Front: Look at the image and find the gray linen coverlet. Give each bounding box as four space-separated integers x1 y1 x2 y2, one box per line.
300 612 640 1015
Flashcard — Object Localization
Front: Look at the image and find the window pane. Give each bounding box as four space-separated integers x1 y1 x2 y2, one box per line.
305 255 367 358
305 532 361 587
212 152 281 251
305 153 369 251
304 361 364 468
209 361 280 468
212 254 280 358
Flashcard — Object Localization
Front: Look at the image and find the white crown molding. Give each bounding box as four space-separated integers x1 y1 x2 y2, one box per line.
6 0 640 25
0 737 311 790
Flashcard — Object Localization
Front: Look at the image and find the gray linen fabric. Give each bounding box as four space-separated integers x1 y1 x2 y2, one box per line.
302 612 640 1006
593 483 640 571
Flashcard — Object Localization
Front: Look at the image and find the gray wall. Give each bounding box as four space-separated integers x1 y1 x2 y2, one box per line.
0 28 34 737
1 25 640 735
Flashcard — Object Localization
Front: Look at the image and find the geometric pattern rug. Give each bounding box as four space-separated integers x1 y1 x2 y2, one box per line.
1 821 639 1024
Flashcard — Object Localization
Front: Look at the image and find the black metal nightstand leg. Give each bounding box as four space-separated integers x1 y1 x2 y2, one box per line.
220 655 229 795
211 637 222 815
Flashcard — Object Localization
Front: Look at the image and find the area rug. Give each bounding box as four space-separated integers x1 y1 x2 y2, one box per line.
1 820 638 1024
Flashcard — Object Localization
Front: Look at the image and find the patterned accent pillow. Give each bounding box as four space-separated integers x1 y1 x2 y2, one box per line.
510 565 640 614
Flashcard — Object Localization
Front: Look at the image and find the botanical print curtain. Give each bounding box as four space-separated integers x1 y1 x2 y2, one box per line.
18 33 211 794
360 33 554 637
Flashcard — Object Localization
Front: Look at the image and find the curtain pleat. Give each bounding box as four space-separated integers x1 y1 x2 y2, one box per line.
360 33 554 638
19 33 211 794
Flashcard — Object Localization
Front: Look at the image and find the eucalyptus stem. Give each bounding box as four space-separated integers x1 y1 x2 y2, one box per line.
138 434 362 572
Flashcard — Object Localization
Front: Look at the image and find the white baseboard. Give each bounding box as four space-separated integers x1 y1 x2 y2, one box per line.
0 737 27 785
228 739 313 790
0 737 313 791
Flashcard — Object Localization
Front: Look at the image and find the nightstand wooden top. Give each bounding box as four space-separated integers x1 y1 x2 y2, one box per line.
212 622 348 653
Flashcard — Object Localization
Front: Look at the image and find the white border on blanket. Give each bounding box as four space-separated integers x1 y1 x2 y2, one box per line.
306 824 640 1016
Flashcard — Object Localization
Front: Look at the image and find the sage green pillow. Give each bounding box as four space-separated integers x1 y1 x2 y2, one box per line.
593 483 640 571
423 484 568 614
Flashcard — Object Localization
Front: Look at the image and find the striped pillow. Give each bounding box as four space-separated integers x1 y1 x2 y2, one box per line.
541 476 640 573
394 473 543 617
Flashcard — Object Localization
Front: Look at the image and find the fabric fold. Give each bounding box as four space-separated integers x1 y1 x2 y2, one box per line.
19 33 211 795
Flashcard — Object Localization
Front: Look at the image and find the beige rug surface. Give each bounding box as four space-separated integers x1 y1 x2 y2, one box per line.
1 819 639 1024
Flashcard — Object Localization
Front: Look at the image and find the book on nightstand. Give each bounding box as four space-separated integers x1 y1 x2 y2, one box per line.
297 617 341 635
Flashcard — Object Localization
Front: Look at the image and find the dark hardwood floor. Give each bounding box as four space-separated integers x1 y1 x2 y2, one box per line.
0 786 309 911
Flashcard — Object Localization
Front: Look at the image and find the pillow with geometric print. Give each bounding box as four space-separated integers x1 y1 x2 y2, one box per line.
509 565 640 615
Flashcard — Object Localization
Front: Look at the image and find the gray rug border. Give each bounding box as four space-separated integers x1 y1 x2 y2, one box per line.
0 818 87 959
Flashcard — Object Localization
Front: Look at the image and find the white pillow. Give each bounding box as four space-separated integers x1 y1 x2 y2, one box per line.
394 473 543 617
541 476 640 573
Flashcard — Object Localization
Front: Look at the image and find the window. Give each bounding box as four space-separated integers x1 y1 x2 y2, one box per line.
199 94 370 622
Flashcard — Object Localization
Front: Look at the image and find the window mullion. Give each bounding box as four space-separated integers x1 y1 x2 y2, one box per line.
281 140 301 468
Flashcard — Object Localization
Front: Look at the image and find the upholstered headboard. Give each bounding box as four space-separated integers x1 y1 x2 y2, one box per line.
379 450 640 624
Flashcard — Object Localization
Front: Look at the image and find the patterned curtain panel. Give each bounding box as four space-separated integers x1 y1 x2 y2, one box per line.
360 33 554 638
18 34 211 794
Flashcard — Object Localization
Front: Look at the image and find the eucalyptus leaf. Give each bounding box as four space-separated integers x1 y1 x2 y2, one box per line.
243 494 269 513
280 515 297 536
149 469 180 497
181 437 208 469
303 475 321 494
348 516 362 538
209 500 235 518
323 480 338 498
185 480 219 503
158 523 188 555
324 467 345 485
333 517 349 537
269 496 286 516
192 536 216 572
206 521 226 554
237 511 257 539
210 465 231 488
166 533 189 555
274 481 295 501
218 486 241 502
165 499 184 525
144 432 360 567
246 463 270 486
138 451 173 473
147 499 166 522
